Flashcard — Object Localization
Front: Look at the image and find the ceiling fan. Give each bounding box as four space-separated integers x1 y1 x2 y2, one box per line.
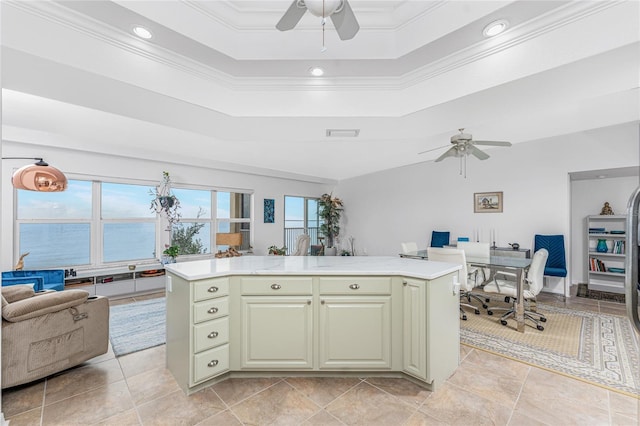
276 0 360 41
418 129 512 177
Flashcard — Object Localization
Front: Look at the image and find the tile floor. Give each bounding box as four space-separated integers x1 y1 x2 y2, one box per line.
2 291 639 425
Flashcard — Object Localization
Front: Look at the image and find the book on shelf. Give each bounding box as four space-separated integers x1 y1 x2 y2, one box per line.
589 257 606 272
612 240 625 254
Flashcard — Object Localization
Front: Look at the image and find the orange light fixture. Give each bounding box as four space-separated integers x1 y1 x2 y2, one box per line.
4 158 68 192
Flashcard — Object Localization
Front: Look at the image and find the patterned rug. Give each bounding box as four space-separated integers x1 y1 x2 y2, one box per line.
109 298 166 357
461 302 640 397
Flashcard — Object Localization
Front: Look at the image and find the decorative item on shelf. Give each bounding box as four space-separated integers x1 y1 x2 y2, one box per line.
150 171 181 229
600 202 614 215
2 157 68 192
318 193 343 255
267 245 287 255
340 250 352 256
14 252 29 271
347 236 355 256
596 239 608 253
162 244 179 264
508 242 520 250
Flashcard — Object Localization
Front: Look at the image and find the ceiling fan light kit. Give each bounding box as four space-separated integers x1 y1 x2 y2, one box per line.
418 128 512 178
276 0 360 42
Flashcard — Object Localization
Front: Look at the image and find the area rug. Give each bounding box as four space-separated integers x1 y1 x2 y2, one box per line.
109 297 166 357
460 301 640 397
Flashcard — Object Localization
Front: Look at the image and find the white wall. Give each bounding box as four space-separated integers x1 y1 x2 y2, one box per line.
570 175 639 284
335 123 639 294
0 141 334 270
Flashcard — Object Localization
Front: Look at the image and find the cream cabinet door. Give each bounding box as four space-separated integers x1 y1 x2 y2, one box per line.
240 296 313 369
402 278 427 380
319 296 391 369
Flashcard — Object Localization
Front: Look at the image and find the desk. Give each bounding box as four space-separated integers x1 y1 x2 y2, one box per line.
445 244 531 259
400 250 532 332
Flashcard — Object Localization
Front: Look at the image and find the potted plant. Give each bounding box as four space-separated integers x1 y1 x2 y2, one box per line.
318 193 343 255
150 171 181 227
267 245 287 255
162 244 179 264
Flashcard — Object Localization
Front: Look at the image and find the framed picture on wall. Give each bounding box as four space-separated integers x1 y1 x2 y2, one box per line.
474 191 503 213
264 199 275 223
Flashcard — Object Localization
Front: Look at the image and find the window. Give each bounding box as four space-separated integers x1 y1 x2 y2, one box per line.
171 188 212 255
101 182 156 263
15 179 253 269
216 191 251 252
17 180 93 269
284 196 320 255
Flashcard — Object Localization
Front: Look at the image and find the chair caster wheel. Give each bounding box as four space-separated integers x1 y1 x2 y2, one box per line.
500 320 508 326
537 325 544 331
485 298 490 303
487 310 493 315
482 304 488 309
504 297 510 303
462 315 468 321
474 309 480 315
540 317 547 322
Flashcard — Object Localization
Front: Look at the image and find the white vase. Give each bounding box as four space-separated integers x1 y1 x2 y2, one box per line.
324 247 337 256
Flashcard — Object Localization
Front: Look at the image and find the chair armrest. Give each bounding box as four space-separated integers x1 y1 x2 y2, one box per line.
2 276 45 292
2 290 89 323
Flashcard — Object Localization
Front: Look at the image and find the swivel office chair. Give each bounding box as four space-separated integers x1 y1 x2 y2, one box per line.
484 248 549 330
427 247 479 320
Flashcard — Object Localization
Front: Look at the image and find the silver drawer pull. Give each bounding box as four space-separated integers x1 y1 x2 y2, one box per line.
207 360 219 367
271 284 281 290
403 280 408 286
207 331 219 339
207 307 218 314
208 286 218 293
349 283 360 290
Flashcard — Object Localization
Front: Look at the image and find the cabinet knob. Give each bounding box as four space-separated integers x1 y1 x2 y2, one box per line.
208 286 218 293
307 300 311 305
207 307 218 314
207 360 219 367
270 284 281 290
321 300 325 305
349 283 360 290
402 280 407 286
208 331 219 339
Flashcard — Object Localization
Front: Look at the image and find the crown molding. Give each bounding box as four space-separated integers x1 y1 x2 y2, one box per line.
4 0 628 94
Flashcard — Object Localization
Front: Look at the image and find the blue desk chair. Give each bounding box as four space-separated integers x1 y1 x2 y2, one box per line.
2 270 65 292
534 234 567 287
430 231 450 248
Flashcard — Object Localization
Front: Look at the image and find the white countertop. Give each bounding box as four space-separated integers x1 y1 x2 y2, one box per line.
164 256 461 281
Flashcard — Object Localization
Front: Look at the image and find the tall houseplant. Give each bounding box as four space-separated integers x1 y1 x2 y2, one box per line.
318 193 343 252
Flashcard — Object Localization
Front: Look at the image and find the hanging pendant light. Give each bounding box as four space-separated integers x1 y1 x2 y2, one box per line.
3 157 68 192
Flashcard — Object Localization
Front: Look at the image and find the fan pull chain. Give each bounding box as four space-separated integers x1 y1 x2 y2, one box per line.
321 0 327 52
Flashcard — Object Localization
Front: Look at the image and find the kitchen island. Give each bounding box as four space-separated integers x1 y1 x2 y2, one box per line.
165 256 461 394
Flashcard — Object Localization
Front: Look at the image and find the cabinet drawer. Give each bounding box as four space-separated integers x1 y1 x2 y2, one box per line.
319 277 392 295
193 297 229 323
193 277 229 302
240 276 312 295
193 344 229 383
193 317 229 353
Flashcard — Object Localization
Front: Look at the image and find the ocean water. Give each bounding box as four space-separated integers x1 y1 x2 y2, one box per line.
19 223 156 269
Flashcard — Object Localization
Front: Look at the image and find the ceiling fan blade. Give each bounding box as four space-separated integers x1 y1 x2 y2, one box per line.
467 145 490 160
472 140 512 147
417 144 449 155
435 147 459 162
330 0 359 40
276 0 307 31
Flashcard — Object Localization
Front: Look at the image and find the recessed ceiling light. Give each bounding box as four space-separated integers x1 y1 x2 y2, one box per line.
132 26 153 39
482 19 508 37
326 129 360 137
309 67 324 77
597 175 607 179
